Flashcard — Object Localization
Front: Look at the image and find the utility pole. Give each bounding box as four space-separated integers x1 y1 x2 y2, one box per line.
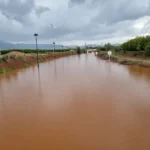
53 42 55 55
51 24 55 55
61 45 63 51
34 33 39 67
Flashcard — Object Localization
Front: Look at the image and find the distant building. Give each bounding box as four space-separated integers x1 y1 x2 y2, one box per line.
87 49 97 53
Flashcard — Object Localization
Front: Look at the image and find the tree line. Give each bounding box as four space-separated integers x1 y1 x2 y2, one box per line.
97 36 150 56
97 43 121 52
121 36 150 56
0 49 71 55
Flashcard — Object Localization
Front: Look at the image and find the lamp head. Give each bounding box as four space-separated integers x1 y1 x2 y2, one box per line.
34 33 38 37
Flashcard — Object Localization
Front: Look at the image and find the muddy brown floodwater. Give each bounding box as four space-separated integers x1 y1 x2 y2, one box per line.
0 54 150 150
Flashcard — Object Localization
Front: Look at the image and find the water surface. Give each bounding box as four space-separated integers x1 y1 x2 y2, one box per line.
0 54 150 150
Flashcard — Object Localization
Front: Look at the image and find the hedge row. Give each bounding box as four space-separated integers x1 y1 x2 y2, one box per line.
121 36 150 56
0 49 71 55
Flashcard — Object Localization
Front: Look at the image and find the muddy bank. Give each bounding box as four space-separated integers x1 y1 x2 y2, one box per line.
97 52 150 68
0 52 74 74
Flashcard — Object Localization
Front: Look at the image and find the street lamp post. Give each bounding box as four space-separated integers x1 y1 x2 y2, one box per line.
51 24 55 55
34 33 39 67
53 42 55 55
85 42 88 53
62 45 64 54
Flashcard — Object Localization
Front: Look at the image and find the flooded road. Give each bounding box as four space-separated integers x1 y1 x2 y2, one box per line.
0 54 150 150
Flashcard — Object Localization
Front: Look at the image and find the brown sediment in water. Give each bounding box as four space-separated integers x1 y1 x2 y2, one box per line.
0 52 74 74
0 54 150 150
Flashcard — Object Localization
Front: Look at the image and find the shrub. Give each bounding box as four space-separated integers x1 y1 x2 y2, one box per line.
121 36 150 52
0 68 10 74
76 46 81 54
144 43 150 56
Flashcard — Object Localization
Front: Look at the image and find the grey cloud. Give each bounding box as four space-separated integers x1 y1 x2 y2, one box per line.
91 0 150 24
0 0 50 23
39 19 134 42
0 0 150 44
68 0 86 7
0 0 34 22
69 0 86 4
39 25 77 40
35 5 50 17
69 0 150 24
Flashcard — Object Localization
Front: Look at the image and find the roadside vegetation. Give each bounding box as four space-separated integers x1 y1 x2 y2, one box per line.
97 36 150 67
0 49 76 74
0 49 71 55
97 36 150 58
121 36 150 56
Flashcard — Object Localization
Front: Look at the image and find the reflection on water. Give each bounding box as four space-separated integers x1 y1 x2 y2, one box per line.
0 54 150 150
127 65 150 82
37 66 42 99
54 59 57 80
78 54 81 65
0 84 4 107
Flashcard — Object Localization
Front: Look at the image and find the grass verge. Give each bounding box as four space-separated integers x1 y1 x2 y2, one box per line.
0 51 75 75
0 68 11 74
97 51 150 68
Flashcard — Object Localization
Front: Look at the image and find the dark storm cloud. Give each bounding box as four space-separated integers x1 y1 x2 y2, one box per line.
0 0 50 23
0 0 150 44
91 0 150 24
0 0 34 22
69 0 150 24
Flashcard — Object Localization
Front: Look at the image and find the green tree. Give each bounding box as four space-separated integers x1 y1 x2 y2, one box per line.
76 46 81 54
104 43 112 50
144 43 150 56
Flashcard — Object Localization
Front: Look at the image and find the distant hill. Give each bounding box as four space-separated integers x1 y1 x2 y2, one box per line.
0 40 14 49
0 41 64 50
0 40 100 50
13 43 64 49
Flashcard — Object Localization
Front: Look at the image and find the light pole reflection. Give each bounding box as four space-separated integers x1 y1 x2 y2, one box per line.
37 66 42 100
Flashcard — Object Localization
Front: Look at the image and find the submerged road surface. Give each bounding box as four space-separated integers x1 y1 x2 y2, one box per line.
0 54 150 150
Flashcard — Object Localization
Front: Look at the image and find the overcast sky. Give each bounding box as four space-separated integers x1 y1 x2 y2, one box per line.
0 0 150 45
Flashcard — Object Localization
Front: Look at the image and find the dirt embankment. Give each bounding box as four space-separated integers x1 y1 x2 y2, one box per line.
97 52 150 68
0 51 74 74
